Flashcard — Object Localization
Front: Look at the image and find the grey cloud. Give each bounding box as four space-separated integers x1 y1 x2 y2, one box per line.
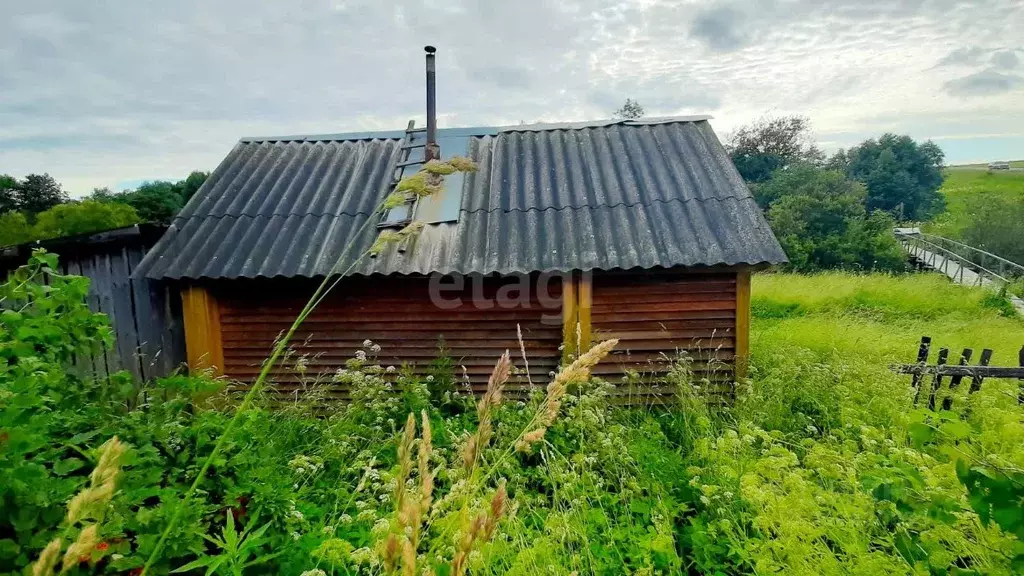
689 5 747 52
991 49 1020 70
1 0 1023 194
943 68 1024 97
935 46 987 67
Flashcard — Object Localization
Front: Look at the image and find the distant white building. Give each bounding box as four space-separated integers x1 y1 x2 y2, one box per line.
988 161 1010 170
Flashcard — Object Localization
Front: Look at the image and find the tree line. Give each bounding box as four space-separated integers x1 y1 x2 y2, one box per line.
725 115 945 272
0 172 208 247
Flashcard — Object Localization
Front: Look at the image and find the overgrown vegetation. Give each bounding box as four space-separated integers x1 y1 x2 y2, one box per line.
4 254 1024 575
756 164 905 272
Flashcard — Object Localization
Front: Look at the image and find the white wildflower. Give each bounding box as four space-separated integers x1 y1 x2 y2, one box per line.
363 339 373 348
350 547 377 566
355 350 367 361
371 518 390 536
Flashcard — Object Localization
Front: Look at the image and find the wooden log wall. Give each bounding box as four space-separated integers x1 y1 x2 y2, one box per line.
216 275 564 400
589 269 738 401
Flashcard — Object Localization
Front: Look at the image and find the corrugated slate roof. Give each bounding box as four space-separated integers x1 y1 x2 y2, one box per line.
135 117 786 280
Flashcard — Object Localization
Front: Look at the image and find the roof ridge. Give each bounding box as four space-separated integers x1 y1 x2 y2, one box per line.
238 115 714 143
170 194 758 225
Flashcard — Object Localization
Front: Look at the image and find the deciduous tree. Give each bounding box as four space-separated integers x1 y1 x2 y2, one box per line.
844 134 945 220
0 174 18 214
14 173 68 214
0 211 32 247
760 164 906 272
727 115 824 184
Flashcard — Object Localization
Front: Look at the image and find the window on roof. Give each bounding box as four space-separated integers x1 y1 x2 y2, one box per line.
379 129 469 229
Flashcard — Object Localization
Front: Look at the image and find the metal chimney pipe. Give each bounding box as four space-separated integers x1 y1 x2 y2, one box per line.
424 45 438 161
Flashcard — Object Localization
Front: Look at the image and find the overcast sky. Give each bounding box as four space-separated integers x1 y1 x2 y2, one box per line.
1 0 1022 196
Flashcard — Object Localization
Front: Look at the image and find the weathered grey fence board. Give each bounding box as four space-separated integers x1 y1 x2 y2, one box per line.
1 225 185 383
109 248 142 381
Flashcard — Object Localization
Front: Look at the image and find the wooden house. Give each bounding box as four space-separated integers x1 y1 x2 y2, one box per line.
134 115 786 400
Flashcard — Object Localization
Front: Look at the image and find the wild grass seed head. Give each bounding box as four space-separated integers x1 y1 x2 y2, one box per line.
60 524 99 574
446 156 478 172
423 159 457 175
401 538 416 576
67 436 126 524
546 339 617 421
464 351 512 473
418 410 433 511
31 539 61 576
395 413 416 510
383 534 400 573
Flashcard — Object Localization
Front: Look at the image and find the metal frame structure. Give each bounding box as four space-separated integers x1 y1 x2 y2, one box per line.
896 230 1024 292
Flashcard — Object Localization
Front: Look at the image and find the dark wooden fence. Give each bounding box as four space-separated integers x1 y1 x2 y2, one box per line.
894 336 1024 410
0 224 186 382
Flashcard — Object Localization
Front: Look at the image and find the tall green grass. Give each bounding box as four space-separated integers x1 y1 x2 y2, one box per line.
926 170 1024 239
748 271 1024 432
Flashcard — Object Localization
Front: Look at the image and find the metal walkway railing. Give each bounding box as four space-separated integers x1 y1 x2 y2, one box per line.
895 230 1024 296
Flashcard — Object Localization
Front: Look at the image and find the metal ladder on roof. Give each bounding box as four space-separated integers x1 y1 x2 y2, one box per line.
379 121 427 229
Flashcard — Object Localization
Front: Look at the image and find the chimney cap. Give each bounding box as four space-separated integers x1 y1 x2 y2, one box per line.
424 45 436 54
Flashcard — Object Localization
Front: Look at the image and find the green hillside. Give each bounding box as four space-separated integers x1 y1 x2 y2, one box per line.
926 169 1024 239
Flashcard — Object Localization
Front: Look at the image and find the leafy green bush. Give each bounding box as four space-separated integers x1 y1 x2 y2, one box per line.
0 201 142 248
756 164 907 272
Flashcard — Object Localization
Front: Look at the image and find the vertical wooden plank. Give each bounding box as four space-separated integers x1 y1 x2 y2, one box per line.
127 246 158 381
561 273 578 359
941 348 972 411
969 349 993 394
910 336 932 393
182 285 224 375
1017 345 1024 404
734 268 751 378
94 252 123 376
577 272 592 350
64 258 93 380
927 347 949 411
109 248 143 382
162 284 187 376
78 254 109 380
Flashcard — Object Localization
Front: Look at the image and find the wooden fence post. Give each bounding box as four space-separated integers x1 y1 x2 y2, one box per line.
1018 345 1024 404
968 349 993 394
911 336 931 406
927 348 949 410
941 348 973 411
